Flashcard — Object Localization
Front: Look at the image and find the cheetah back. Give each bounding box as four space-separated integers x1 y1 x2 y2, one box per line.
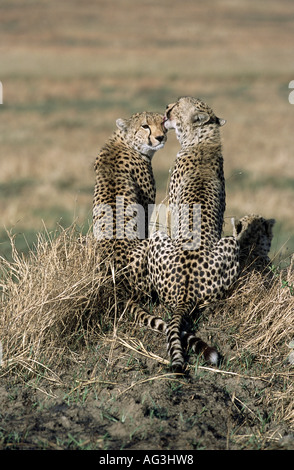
93 111 166 240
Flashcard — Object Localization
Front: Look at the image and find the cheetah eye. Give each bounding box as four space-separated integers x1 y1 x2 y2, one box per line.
141 124 150 130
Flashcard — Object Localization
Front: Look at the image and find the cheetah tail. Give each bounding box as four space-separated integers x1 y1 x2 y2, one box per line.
129 301 167 333
181 330 219 365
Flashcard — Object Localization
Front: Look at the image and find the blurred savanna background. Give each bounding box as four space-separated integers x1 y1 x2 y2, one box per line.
0 0 293 261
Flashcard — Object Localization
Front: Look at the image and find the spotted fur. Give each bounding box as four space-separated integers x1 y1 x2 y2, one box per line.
92 102 275 373
93 111 166 241
234 214 275 270
92 111 167 322
145 97 240 370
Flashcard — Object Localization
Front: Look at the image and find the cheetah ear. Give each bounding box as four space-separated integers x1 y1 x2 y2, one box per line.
235 219 243 235
191 112 210 126
116 118 128 132
217 117 226 126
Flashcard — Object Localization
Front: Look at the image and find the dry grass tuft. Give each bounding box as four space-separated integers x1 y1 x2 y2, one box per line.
212 260 294 426
219 260 294 361
0 225 115 378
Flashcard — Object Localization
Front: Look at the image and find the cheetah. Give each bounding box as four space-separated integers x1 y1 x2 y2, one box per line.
144 97 242 370
134 213 275 370
166 96 226 246
93 111 167 241
234 214 275 271
92 111 167 319
91 102 275 373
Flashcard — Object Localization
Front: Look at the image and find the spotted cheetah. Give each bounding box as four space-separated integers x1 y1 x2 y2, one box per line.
93 111 167 241
91 102 275 373
92 111 167 322
134 213 275 369
234 214 275 271
166 96 226 246
143 97 242 370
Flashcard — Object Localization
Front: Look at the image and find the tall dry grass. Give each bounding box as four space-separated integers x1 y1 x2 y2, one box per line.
0 225 116 378
218 262 294 361
0 224 293 424
212 259 294 426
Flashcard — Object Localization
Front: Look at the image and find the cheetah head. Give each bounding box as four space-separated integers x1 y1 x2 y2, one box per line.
116 111 167 159
164 96 226 147
234 214 275 265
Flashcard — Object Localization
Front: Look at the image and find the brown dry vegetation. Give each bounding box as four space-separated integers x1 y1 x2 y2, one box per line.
0 0 293 451
0 226 293 450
